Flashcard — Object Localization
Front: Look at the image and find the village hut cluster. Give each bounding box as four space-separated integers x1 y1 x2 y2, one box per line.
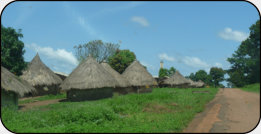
158 71 205 88
1 53 205 108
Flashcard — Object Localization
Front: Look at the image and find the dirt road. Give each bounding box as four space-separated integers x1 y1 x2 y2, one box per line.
184 88 260 133
19 99 62 111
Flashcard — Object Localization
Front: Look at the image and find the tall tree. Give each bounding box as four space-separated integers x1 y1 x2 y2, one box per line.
108 49 136 74
159 68 169 78
227 20 260 86
74 40 120 63
1 25 26 75
209 67 225 87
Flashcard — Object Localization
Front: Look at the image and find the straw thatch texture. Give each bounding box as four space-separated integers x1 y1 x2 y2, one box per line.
54 72 68 81
163 71 190 87
1 66 36 97
194 80 205 88
101 62 130 88
20 53 62 86
60 56 118 91
187 78 198 88
122 60 158 87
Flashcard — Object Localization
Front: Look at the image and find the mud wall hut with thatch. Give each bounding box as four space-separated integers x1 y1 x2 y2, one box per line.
20 53 62 96
60 56 118 101
101 62 131 95
122 60 158 93
162 71 190 88
1 66 36 108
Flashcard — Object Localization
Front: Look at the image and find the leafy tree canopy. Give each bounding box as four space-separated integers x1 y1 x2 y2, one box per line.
209 67 225 87
227 19 260 87
158 66 176 78
1 25 26 75
108 49 136 74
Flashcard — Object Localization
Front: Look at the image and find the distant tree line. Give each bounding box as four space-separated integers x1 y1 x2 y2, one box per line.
186 67 225 88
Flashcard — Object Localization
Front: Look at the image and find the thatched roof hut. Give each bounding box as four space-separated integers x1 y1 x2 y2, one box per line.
60 56 118 101
101 62 130 88
163 71 190 87
54 71 68 81
20 53 62 96
1 66 36 107
1 66 36 97
194 80 205 88
122 60 158 89
187 78 198 88
21 53 62 86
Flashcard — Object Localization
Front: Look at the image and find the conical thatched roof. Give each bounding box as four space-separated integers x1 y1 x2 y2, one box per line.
163 71 190 86
122 60 158 87
60 56 118 91
101 62 130 88
1 66 36 97
187 78 198 87
194 80 205 87
20 53 62 86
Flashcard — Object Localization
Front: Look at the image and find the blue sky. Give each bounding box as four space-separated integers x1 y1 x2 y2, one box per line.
1 1 259 83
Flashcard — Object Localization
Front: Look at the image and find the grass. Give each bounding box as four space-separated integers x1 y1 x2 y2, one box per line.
240 83 260 93
2 87 218 133
18 93 66 104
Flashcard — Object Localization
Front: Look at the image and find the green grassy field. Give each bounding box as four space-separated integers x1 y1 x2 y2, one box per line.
2 88 218 133
240 83 260 93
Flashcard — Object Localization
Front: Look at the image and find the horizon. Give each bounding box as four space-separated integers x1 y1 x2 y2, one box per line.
1 1 260 86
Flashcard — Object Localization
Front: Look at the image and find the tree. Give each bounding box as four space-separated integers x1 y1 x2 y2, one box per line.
226 70 247 87
1 25 26 75
158 66 176 78
187 73 196 81
159 68 169 78
108 49 136 74
209 67 225 87
74 40 120 63
168 67 176 76
227 20 260 86
187 70 212 85
195 70 212 85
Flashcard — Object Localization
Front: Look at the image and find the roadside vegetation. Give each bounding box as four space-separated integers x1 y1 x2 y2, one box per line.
2 88 218 133
240 83 260 93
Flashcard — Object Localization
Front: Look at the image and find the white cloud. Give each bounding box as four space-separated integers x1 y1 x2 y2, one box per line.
26 43 78 66
182 56 210 68
158 53 175 62
219 27 249 42
131 16 149 27
63 2 106 40
140 61 155 70
77 16 102 39
214 62 223 68
89 2 145 19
